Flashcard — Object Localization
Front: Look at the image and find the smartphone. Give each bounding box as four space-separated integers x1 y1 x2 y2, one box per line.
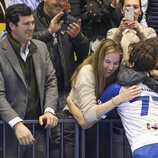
60 12 77 25
124 6 134 21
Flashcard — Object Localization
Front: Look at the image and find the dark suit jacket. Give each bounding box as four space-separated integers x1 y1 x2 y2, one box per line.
0 38 58 123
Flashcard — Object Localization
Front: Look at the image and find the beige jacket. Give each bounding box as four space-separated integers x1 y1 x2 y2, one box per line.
107 27 156 61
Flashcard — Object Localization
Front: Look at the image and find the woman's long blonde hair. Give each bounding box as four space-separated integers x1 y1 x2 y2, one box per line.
71 39 123 99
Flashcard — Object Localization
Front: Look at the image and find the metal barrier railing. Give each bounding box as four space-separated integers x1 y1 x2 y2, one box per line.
0 119 131 158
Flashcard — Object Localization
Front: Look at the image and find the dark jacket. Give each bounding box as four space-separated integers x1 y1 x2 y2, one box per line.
117 63 158 93
147 0 158 36
0 0 6 22
33 2 89 93
0 37 58 122
81 0 121 41
69 0 81 19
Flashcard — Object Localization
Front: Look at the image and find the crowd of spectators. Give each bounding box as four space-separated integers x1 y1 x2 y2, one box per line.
0 0 158 158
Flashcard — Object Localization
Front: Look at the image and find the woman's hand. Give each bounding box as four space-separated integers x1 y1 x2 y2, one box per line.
119 18 130 33
115 85 142 104
127 20 141 32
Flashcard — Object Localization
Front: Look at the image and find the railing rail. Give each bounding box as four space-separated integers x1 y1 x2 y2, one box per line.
0 119 131 158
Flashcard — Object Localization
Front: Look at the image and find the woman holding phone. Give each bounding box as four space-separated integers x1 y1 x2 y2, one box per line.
107 0 156 62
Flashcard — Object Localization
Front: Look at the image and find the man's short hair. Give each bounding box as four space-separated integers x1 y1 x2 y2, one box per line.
5 4 32 33
128 38 158 71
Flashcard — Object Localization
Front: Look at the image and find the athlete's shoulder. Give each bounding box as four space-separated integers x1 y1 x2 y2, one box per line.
98 82 122 104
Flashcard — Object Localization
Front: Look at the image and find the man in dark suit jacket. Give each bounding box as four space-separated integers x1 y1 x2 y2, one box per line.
0 4 58 158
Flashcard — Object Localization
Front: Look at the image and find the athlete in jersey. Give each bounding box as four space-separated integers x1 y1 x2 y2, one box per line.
98 82 158 158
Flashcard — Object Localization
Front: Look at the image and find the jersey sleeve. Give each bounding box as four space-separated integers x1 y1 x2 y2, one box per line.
97 83 122 117
97 83 122 104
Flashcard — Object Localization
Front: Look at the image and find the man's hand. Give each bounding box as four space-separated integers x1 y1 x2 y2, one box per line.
67 19 81 38
111 0 119 7
39 112 58 129
48 12 64 34
14 122 35 145
65 0 71 12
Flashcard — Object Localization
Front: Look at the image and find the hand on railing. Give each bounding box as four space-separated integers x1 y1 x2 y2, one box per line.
39 112 58 129
13 122 35 145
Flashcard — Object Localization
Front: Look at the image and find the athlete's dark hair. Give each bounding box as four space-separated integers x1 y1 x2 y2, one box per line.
128 38 158 71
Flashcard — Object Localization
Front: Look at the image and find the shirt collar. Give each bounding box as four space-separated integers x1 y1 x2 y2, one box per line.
20 41 31 62
7 33 37 62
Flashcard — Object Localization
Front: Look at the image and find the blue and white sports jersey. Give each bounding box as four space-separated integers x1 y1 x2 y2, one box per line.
98 83 158 153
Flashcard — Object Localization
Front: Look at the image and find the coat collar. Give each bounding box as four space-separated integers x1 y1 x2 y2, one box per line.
1 37 42 89
1 37 27 87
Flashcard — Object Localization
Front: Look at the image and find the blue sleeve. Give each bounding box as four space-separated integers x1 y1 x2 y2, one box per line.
97 83 122 104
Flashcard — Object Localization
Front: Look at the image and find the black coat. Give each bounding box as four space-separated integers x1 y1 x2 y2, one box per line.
80 0 121 41
147 0 158 36
0 0 6 22
33 2 89 93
